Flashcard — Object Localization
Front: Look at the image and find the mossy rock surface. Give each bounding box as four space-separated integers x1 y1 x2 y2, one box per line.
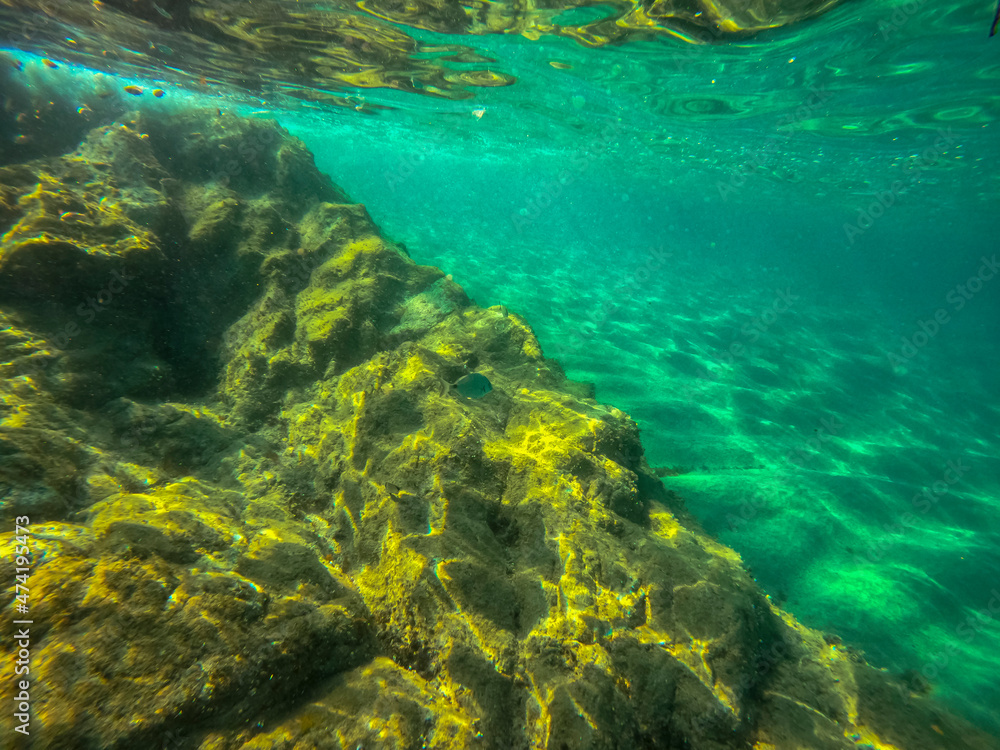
0 110 994 750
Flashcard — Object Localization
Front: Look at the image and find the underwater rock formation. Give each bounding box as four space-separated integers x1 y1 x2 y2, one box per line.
0 110 995 750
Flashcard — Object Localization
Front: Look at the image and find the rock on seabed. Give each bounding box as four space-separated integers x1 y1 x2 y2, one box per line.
0 110 994 750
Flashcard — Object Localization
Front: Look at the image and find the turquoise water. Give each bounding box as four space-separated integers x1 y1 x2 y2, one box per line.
313 137 1000 729
3 0 999 737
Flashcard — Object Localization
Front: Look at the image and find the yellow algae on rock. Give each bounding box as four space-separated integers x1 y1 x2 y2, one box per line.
0 109 995 750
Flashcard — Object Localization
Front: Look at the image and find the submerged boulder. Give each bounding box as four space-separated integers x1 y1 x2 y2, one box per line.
0 109 994 750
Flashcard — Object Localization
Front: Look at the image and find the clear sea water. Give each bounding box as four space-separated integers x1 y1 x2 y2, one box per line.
3 0 999 736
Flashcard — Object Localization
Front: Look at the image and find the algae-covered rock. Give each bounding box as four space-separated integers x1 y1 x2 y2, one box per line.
0 109 995 750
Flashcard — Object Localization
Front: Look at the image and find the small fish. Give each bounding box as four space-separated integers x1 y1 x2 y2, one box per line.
42 58 58 68
991 0 1000 36
123 85 143 96
453 372 492 399
549 61 572 70
473 108 485 119
60 211 87 223
152 88 165 97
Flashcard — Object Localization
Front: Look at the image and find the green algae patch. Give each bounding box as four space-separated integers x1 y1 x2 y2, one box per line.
0 109 995 750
